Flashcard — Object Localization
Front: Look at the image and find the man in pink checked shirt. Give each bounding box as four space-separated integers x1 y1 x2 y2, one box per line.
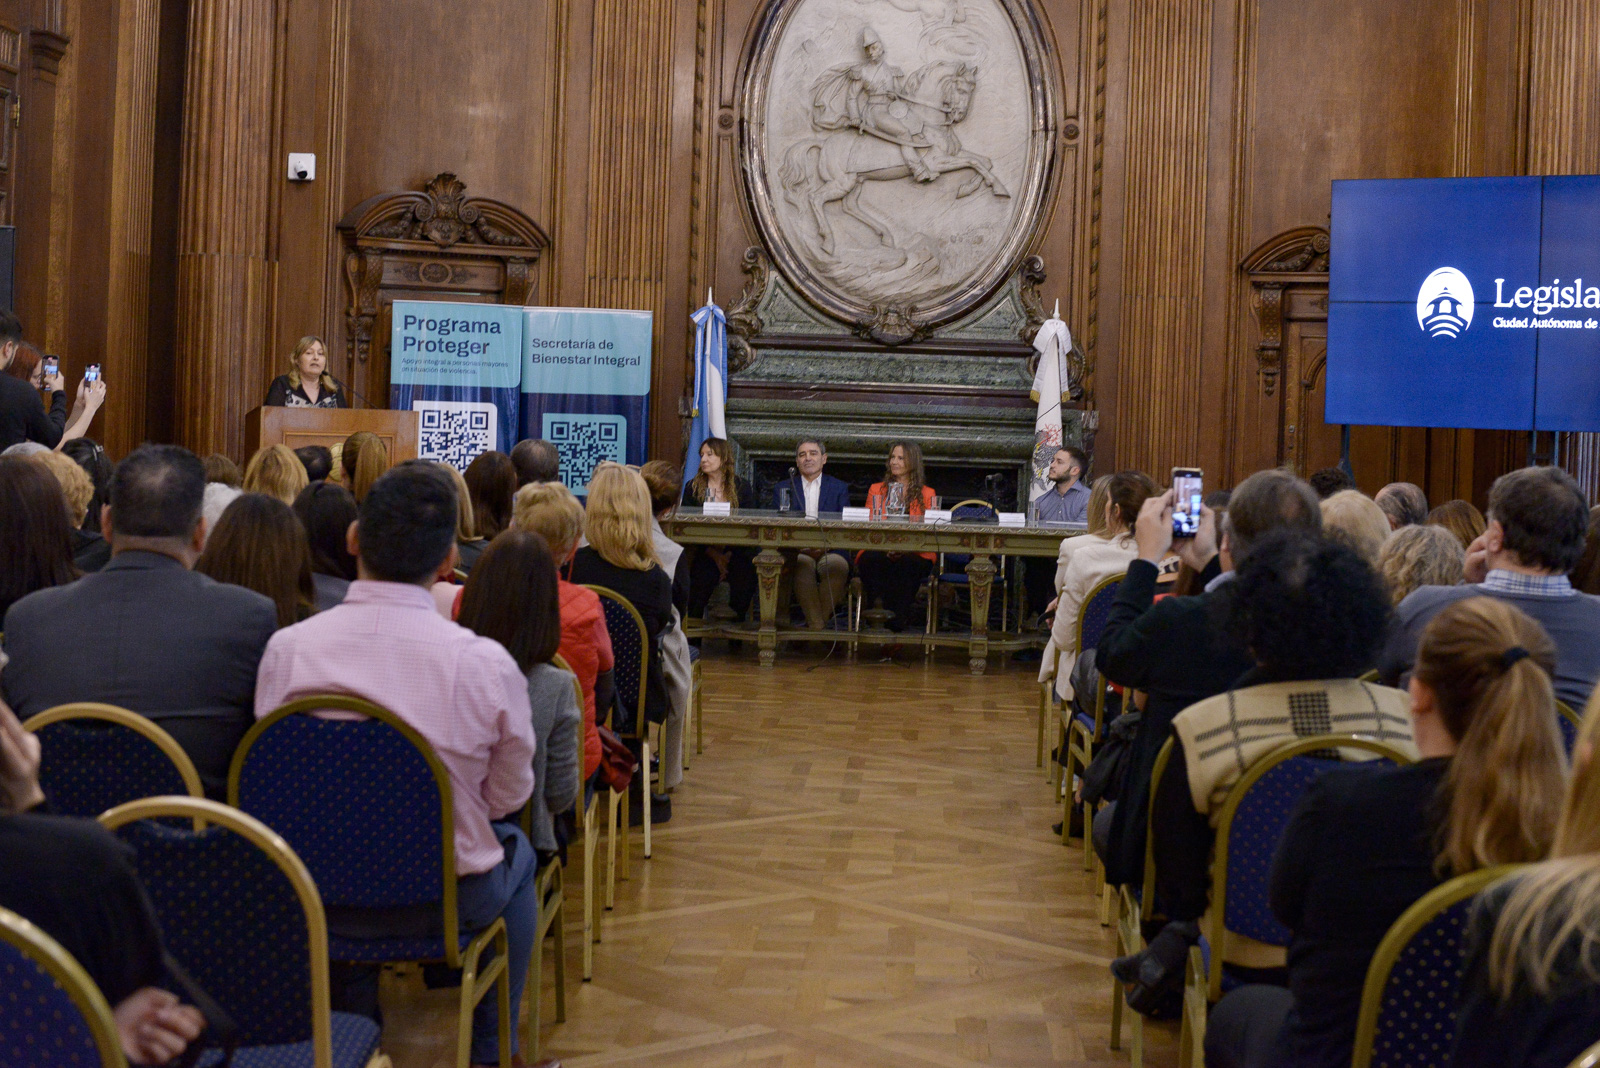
254 462 543 1068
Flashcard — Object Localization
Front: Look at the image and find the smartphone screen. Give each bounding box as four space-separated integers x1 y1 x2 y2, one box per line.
42 356 58 377
85 364 101 382
1171 467 1203 538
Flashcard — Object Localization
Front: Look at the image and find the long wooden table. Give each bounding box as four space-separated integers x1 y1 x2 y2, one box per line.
662 509 1084 674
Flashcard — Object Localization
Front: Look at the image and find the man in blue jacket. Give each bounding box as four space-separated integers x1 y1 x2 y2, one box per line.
774 438 852 629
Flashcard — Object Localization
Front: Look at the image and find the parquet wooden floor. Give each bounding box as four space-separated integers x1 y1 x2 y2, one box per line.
383 650 1179 1067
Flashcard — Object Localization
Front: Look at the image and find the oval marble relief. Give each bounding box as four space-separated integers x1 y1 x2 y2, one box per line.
741 0 1056 336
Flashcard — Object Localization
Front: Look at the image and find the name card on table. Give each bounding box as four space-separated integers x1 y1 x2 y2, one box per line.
841 506 871 522
923 509 953 524
997 512 1026 527
701 501 731 516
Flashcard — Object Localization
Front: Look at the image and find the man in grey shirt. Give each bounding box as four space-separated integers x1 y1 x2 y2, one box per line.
1378 465 1600 709
1032 445 1091 525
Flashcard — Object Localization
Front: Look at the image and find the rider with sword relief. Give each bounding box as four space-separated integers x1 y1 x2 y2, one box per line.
811 28 938 182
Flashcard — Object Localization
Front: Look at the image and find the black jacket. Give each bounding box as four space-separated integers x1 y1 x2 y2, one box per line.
0 373 65 450
1094 556 1253 885
569 547 675 731
2 551 278 798
681 476 755 510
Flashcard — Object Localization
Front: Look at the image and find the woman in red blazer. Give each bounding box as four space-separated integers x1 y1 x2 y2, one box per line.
858 441 937 633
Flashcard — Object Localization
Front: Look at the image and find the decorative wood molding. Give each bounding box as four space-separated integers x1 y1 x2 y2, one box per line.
24 29 68 79
1241 226 1330 396
336 173 550 397
726 246 769 374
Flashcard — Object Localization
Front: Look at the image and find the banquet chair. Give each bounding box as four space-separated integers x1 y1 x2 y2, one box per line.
1109 737 1175 1068
1568 1038 1600 1068
1037 642 1058 770
1350 865 1522 1068
0 906 128 1068
550 652 603 981
100 796 386 1068
924 499 1000 636
584 585 656 872
689 645 704 758
1179 735 1414 1067
24 703 204 818
1057 573 1124 861
1558 699 1581 751
229 695 512 1068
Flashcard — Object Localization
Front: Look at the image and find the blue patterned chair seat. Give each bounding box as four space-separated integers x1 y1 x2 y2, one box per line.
328 929 480 963
198 1012 380 1068
0 933 106 1067
1222 755 1334 947
1073 711 1098 736
34 718 192 818
1370 898 1474 1067
1559 712 1577 752
688 645 701 664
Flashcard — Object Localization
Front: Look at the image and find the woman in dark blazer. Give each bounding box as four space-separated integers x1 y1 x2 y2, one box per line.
263 336 347 409
680 436 756 625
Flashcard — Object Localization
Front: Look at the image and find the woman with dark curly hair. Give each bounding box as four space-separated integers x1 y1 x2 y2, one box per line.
1111 530 1418 1014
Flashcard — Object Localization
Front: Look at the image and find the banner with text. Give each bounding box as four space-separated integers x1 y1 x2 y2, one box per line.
389 300 524 467
521 308 653 495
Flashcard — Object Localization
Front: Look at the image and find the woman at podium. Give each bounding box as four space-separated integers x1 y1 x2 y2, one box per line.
263 336 347 409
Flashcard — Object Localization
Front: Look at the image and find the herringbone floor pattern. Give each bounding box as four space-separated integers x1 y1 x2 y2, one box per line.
384 650 1179 1067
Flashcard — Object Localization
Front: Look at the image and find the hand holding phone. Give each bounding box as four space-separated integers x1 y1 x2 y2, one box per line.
85 364 101 383
42 356 58 377
1171 468 1203 539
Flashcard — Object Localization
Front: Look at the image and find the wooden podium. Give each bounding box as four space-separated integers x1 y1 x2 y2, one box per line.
244 407 420 465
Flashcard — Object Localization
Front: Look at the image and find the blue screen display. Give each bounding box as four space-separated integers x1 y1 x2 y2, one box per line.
1328 176 1600 431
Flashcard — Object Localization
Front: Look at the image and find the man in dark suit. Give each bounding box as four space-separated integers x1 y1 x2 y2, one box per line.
2 444 277 798
774 438 852 629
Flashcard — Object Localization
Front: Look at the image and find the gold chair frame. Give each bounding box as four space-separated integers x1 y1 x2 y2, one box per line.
1568 1037 1600 1068
551 652 603 982
1559 698 1582 736
1058 572 1125 863
583 585 655 878
26 702 206 800
0 905 129 1068
1348 864 1521 1068
923 498 1003 639
1108 737 1174 1068
227 696 513 1068
1178 734 1416 1066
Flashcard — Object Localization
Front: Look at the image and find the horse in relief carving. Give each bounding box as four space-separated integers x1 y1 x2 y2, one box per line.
779 60 1009 256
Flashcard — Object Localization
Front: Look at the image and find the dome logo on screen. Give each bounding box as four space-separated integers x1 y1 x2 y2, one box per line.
1416 268 1475 338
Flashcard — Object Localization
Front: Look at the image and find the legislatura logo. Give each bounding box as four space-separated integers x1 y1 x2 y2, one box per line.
1417 268 1475 338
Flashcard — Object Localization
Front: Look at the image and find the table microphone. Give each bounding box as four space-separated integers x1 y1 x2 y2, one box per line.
328 373 380 410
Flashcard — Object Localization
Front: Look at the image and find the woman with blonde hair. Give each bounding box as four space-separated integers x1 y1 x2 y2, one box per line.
264 335 346 408
339 430 388 502
1204 596 1568 1068
512 479 613 781
1319 489 1391 567
438 461 487 573
1453 687 1600 1065
242 443 309 506
31 450 107 571
1377 522 1464 605
571 462 675 821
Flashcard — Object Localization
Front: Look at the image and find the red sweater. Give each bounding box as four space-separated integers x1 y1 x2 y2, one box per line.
558 580 612 776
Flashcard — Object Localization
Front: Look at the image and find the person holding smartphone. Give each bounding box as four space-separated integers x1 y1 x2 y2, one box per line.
0 318 69 451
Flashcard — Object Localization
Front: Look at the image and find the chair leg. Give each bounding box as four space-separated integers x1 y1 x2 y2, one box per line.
583 804 597 975
605 789 620 908
528 902 543 1059
1036 684 1047 770
1060 734 1078 846
553 883 567 1023
620 783 632 880
695 664 704 754
642 741 653 860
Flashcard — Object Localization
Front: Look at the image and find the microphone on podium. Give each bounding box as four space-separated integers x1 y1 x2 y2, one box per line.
328 373 380 410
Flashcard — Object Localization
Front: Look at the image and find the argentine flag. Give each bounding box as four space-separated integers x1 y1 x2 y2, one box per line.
1029 303 1072 507
684 295 728 487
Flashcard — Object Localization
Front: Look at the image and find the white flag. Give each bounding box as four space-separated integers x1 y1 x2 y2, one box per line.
1029 312 1072 505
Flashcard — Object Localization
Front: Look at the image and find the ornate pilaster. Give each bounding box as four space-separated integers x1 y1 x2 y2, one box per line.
173 0 277 457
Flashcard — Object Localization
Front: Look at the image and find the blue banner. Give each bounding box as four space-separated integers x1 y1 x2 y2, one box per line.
390 300 524 468
520 308 652 495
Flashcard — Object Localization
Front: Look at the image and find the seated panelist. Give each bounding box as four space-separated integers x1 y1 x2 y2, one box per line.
263 335 347 409
858 441 937 633
772 438 851 630
681 437 756 624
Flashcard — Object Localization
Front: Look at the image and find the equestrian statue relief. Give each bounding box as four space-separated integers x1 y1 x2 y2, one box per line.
782 26 1009 256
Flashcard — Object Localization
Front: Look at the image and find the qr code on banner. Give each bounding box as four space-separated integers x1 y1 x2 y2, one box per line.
414 400 497 471
544 414 627 492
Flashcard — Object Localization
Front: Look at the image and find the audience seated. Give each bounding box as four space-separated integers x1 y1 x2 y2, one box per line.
294 443 333 482
0 453 80 620
465 450 517 542
1377 522 1464 605
1375 481 1429 530
439 461 488 573
1573 504 1600 597
63 437 114 534
858 441 939 633
458 531 582 859
512 480 613 785
3 444 276 798
32 449 109 572
1113 531 1413 1013
201 452 242 488
1454 684 1600 1067
1205 597 1567 1068
1319 489 1390 567
252 462 539 1067
641 459 692 790
241 443 308 506
292 480 359 611
1040 471 1156 702
0 697 206 1066
511 437 560 487
1095 469 1319 895
1046 475 1112 599
681 437 756 626
1379 465 1600 709
1429 497 1486 550
1308 466 1354 499
195 492 317 627
340 430 389 502
200 482 241 547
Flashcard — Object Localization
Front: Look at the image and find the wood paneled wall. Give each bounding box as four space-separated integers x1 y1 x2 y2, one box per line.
7 0 1600 507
